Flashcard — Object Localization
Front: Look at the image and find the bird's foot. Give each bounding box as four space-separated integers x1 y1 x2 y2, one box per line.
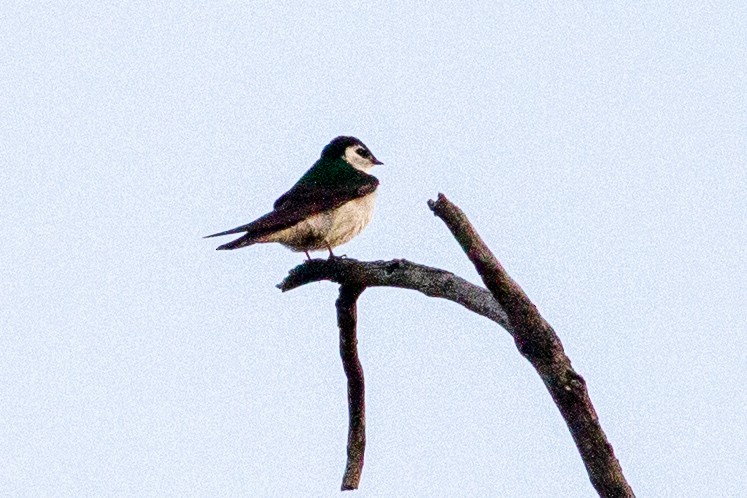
325 245 349 260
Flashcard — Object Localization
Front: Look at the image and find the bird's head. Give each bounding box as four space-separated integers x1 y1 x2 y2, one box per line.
322 136 383 172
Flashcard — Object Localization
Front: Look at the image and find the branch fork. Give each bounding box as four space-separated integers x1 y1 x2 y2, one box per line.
277 194 634 497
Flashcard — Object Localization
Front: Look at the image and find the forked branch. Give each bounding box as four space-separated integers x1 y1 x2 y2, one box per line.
277 195 634 497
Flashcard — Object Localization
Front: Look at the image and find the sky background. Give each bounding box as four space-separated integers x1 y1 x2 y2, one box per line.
2 2 745 496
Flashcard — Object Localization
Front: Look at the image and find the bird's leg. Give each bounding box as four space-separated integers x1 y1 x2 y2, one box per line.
326 244 336 259
304 250 311 260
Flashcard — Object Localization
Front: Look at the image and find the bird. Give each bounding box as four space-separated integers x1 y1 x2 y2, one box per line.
205 136 382 259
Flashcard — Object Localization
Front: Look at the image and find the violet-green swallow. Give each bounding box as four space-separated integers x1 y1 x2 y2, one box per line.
205 136 382 258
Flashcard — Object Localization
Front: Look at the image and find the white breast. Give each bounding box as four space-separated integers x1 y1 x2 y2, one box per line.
323 192 377 248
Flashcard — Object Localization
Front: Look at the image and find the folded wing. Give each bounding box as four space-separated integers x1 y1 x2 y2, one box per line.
204 174 378 246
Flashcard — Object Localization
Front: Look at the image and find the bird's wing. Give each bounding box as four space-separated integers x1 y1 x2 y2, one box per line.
272 169 378 210
204 174 378 239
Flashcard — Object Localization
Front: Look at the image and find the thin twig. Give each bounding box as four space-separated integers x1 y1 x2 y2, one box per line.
337 284 366 490
428 193 634 498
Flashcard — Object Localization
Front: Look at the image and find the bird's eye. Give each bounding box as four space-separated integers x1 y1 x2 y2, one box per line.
357 148 370 158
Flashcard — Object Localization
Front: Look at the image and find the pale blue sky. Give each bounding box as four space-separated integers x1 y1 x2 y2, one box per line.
2 2 745 496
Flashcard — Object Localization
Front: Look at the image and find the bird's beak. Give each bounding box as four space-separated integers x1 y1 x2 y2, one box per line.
372 157 384 165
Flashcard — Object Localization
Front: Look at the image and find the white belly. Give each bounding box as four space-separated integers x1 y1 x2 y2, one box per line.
263 192 377 252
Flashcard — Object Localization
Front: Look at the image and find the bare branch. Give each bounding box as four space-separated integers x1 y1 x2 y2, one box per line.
279 258 511 331
337 284 366 490
428 193 634 498
275 196 634 496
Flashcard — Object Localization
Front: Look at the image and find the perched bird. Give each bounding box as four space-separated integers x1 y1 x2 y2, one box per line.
205 136 382 258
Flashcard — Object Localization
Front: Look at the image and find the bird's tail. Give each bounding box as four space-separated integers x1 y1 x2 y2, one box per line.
203 223 255 239
216 233 258 251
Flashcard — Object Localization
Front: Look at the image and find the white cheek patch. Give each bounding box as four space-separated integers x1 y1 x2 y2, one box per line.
344 146 374 172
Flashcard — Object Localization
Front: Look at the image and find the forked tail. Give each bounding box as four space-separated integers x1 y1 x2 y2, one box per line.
215 233 257 251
